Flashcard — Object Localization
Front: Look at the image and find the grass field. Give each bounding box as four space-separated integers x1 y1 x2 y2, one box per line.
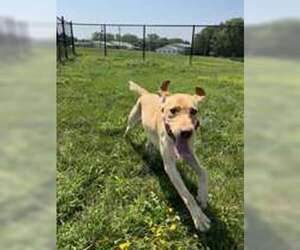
57 48 244 249
0 48 56 249
245 57 300 249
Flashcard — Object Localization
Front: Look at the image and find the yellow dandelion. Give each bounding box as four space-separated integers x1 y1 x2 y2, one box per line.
155 227 163 237
160 239 167 245
170 223 177 231
119 241 131 250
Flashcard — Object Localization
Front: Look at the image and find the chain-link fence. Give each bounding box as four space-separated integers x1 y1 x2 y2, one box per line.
58 17 243 64
57 16 76 62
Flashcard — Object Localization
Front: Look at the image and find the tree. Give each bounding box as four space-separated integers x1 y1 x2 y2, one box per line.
246 19 300 58
146 34 187 51
168 38 185 44
194 18 244 57
147 33 161 51
115 33 122 42
121 33 140 46
194 27 216 56
91 32 115 42
91 32 102 41
106 33 115 42
218 18 244 57
157 37 169 49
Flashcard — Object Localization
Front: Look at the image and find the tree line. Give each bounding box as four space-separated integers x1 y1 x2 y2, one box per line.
194 18 244 57
91 32 189 51
246 19 300 58
85 18 244 57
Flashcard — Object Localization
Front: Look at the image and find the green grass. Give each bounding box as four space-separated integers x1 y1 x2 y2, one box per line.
245 57 300 249
57 48 244 249
0 47 56 249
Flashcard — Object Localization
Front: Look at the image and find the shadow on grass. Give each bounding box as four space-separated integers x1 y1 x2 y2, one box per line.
128 137 238 249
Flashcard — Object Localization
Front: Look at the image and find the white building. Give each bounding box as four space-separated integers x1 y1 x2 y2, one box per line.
109 41 135 49
156 43 190 55
75 40 113 48
75 40 137 50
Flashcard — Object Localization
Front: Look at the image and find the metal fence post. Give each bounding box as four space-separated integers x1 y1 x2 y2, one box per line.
99 25 102 50
118 26 121 48
57 29 62 62
61 16 68 60
189 25 195 65
142 25 146 61
104 24 107 56
70 21 76 55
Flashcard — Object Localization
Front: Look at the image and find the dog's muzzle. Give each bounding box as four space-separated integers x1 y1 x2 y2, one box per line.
164 119 200 142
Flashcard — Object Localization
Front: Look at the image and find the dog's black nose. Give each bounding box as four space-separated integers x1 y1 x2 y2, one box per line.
180 129 193 139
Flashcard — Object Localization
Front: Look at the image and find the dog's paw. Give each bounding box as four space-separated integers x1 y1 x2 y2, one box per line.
196 192 208 210
193 211 211 232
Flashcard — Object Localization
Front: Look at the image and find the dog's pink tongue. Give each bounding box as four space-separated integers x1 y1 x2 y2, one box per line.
175 137 193 160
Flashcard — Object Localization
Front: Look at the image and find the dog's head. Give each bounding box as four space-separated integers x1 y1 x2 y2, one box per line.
159 80 206 157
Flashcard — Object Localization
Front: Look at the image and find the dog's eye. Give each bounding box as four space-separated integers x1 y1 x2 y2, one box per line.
190 108 198 115
170 107 178 115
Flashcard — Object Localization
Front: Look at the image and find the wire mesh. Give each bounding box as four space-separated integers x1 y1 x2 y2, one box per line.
65 20 244 63
145 25 192 57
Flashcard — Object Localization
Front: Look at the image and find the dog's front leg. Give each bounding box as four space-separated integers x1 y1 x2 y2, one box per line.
184 152 208 209
161 148 210 232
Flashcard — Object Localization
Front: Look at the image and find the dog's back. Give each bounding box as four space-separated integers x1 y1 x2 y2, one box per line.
128 81 163 144
139 93 161 131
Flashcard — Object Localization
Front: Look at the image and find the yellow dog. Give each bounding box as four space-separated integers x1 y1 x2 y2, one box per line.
125 80 210 232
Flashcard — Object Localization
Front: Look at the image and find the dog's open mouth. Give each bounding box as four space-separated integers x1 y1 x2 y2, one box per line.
164 122 194 160
174 137 193 160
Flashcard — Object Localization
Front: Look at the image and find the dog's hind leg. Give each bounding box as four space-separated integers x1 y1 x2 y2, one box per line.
124 99 141 136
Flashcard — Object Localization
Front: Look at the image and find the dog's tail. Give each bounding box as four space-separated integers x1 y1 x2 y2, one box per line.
128 81 149 96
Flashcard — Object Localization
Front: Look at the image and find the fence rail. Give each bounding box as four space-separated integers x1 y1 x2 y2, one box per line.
72 22 237 28
57 16 244 64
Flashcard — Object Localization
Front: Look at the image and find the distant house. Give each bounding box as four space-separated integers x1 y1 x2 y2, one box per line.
156 43 190 55
91 41 113 48
109 41 136 50
75 40 137 50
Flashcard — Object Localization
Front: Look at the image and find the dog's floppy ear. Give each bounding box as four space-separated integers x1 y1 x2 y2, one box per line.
159 80 170 102
194 87 206 103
